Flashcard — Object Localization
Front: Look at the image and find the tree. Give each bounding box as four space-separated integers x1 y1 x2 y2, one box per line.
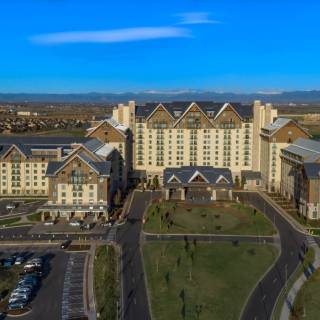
241 176 247 188
113 188 122 206
153 175 160 189
235 176 240 188
141 177 147 191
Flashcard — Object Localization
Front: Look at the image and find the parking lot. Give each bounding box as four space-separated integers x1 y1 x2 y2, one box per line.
0 200 46 217
0 246 70 320
30 217 110 235
62 253 87 320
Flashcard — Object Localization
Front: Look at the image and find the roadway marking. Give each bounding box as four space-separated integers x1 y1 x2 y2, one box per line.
61 253 87 320
273 278 277 283
134 298 137 305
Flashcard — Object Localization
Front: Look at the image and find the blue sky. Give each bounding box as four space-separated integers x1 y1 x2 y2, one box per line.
0 0 320 93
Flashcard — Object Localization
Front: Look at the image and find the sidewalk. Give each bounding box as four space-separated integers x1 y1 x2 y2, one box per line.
86 243 97 320
280 236 320 319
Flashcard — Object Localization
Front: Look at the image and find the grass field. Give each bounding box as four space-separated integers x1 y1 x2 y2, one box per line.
0 217 21 226
0 265 23 312
94 245 119 320
143 242 278 320
27 212 42 222
143 202 275 235
290 259 320 320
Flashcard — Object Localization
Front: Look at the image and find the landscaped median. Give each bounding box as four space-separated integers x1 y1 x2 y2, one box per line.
143 201 276 235
290 267 320 319
273 247 315 320
94 245 119 320
143 241 278 320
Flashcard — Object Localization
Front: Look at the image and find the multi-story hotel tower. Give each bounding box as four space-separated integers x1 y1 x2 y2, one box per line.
112 100 278 185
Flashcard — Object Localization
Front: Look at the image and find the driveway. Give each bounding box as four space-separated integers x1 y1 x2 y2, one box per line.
117 191 159 320
0 200 45 217
235 192 307 320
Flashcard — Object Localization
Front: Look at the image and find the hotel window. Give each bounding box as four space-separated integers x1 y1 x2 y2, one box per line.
61 192 66 198
2 163 5 167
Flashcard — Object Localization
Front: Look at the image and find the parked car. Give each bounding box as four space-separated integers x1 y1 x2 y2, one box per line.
44 220 55 226
7 301 28 310
15 256 25 265
2 258 15 267
60 240 72 249
69 220 82 227
82 222 95 230
6 203 17 210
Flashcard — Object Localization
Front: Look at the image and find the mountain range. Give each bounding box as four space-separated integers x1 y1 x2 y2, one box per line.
1 90 320 104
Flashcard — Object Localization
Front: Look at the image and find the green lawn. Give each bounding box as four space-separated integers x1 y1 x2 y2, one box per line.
143 202 275 235
143 242 278 320
94 245 119 320
290 259 320 320
27 212 42 222
0 265 23 312
0 217 21 226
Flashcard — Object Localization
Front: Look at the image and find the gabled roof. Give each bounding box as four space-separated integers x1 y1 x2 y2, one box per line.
146 103 174 121
94 144 114 158
1 144 28 159
282 138 320 162
262 118 311 137
167 174 181 183
214 103 242 120
164 166 233 188
303 163 320 179
173 102 214 128
135 101 253 120
188 170 209 183
46 152 111 177
86 117 128 138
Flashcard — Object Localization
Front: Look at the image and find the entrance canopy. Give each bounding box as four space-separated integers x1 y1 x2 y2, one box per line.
164 166 233 189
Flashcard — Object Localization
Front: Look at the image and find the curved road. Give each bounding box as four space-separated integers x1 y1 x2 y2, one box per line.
235 192 307 320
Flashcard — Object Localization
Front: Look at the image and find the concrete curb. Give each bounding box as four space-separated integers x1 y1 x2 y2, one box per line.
279 238 320 320
258 192 307 235
143 231 275 238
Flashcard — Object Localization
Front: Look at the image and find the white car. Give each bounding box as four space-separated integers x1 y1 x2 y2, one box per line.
69 221 81 227
44 220 55 226
6 203 16 210
14 257 25 265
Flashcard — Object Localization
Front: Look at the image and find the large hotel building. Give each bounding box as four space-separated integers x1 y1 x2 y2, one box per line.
112 100 278 184
0 99 319 220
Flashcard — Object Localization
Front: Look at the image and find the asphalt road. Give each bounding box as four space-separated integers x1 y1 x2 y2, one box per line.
235 192 307 320
0 200 45 217
117 191 156 320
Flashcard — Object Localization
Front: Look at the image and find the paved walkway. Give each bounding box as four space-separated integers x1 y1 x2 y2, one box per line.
86 244 97 320
280 236 320 319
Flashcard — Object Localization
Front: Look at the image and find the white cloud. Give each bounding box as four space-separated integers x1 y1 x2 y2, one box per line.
176 12 220 25
30 27 191 45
